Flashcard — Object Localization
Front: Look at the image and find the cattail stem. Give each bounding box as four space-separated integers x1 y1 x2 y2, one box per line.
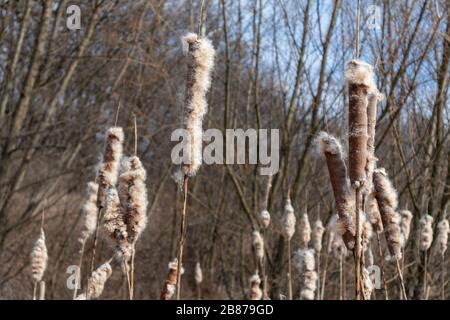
73 239 86 299
376 232 389 300
354 187 362 300
130 247 136 300
39 281 45 300
261 229 268 299
33 282 37 300
176 176 189 300
423 252 428 300
316 251 321 300
442 253 446 300
124 259 132 300
287 239 292 300
339 253 343 300
396 259 407 300
114 102 121 126
320 251 329 300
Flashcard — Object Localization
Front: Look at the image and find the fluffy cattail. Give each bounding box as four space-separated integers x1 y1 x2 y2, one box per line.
103 188 130 259
437 219 449 255
249 273 262 300
252 231 264 261
96 127 124 208
31 229 48 283
300 271 318 300
399 210 413 248
181 33 215 177
282 197 296 240
316 132 355 249
362 221 373 252
294 248 315 272
294 249 317 300
346 60 376 187
117 156 148 245
419 214 434 251
373 168 402 260
161 258 184 300
366 194 383 233
195 262 203 284
365 91 382 192
299 212 311 248
85 261 112 299
312 219 325 252
327 214 348 258
78 182 99 244
259 210 271 229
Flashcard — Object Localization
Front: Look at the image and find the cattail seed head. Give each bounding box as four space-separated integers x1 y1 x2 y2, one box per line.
362 268 374 300
31 228 48 283
373 168 402 260
294 248 315 272
96 127 124 208
181 33 215 177
366 194 383 233
312 219 325 252
362 221 373 252
118 156 148 245
103 187 130 259
252 231 264 261
282 197 296 240
300 271 318 300
86 261 112 299
195 262 203 284
437 219 449 255
364 91 382 193
346 60 376 187
249 273 262 300
78 182 99 244
299 212 311 248
419 214 434 251
259 210 271 229
161 258 184 300
316 132 355 249
399 210 413 248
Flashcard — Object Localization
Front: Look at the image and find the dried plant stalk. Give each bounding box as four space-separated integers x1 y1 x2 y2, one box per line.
282 196 295 300
316 132 355 249
437 219 449 255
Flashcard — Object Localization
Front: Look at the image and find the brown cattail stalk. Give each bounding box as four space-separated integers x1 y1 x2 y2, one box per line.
161 258 184 300
87 127 124 299
282 196 296 300
346 60 377 299
74 181 98 299
316 132 355 249
175 33 215 300
437 218 449 300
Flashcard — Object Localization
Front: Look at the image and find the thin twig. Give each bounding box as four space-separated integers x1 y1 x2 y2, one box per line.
176 176 189 299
